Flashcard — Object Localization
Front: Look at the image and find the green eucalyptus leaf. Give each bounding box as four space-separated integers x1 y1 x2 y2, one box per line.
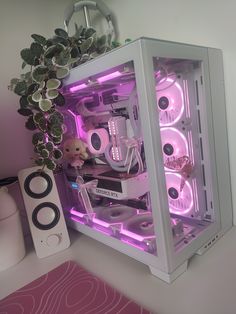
14 81 27 95
33 112 44 124
35 157 44 166
32 132 45 145
30 42 43 58
32 90 42 102
48 71 57 79
27 83 39 95
52 35 69 47
20 48 35 65
46 79 61 90
80 37 93 54
10 78 19 85
70 47 80 58
46 89 59 99
56 67 69 79
17 108 33 116
80 53 90 63
54 93 65 106
85 27 96 39
44 58 53 67
49 111 64 124
90 51 99 59
32 65 48 83
46 39 54 47
52 135 63 145
31 34 47 45
45 158 56 170
44 45 57 59
19 95 28 108
39 81 45 89
53 148 63 160
41 148 50 158
27 95 39 106
45 141 54 152
53 49 70 66
35 143 45 152
38 116 47 132
25 116 37 130
80 27 86 37
50 124 62 137
39 99 52 112
111 41 121 48
54 28 68 39
45 44 64 59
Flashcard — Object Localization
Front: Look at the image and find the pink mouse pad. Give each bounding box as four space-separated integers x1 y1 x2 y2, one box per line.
0 260 151 314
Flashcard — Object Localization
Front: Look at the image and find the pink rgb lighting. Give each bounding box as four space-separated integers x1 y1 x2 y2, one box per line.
157 78 184 126
70 208 85 218
69 208 155 245
97 71 122 83
70 83 87 93
165 172 193 215
120 228 155 242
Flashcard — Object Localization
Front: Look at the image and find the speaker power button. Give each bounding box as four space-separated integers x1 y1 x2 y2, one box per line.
46 234 61 247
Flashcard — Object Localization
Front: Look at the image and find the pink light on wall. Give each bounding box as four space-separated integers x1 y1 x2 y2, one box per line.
97 71 122 83
70 83 87 93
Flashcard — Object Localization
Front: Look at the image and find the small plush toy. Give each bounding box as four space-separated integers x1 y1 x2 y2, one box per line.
63 138 89 168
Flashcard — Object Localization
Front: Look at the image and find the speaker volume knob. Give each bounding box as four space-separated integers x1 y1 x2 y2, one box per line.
46 234 61 247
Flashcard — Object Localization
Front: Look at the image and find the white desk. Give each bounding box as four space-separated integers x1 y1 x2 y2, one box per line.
1 227 236 314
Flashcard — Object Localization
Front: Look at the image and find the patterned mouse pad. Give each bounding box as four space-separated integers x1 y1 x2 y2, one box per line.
0 260 151 314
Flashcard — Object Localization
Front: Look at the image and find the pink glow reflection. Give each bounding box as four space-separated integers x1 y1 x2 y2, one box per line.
71 216 85 224
70 83 87 93
97 71 121 83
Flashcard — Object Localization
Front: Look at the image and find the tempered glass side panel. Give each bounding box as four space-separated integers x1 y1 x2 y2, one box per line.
153 57 215 251
61 61 157 255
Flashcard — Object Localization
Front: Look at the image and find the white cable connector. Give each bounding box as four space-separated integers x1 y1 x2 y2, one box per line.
123 138 144 174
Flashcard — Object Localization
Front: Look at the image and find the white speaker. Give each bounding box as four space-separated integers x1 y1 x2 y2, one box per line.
18 166 70 258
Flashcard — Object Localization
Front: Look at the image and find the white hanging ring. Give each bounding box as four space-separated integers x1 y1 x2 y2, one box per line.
64 0 117 42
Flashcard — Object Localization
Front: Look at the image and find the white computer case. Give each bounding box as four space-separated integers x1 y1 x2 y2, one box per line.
60 38 232 282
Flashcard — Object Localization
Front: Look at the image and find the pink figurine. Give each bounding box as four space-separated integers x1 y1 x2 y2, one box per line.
63 138 88 168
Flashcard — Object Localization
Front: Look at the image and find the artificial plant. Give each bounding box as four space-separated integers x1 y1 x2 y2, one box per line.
9 26 118 171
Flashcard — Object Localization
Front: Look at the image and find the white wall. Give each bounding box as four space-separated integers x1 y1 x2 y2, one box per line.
1 0 236 221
